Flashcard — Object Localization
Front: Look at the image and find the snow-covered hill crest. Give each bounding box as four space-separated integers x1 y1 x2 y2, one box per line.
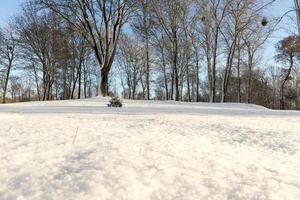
0 99 300 200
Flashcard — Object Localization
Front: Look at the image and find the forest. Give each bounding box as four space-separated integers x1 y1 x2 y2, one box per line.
0 0 299 110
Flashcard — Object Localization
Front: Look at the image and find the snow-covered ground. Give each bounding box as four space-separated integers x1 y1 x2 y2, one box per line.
0 98 300 200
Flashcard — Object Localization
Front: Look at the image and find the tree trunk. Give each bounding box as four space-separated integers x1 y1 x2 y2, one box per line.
186 63 191 102
100 68 109 97
33 64 41 101
173 32 180 101
211 30 219 102
145 31 150 100
247 52 253 104
42 62 47 101
196 52 200 102
280 55 294 110
2 62 12 104
296 73 299 109
71 70 79 99
161 46 169 100
170 63 174 100
237 38 241 103
78 61 82 99
222 41 237 102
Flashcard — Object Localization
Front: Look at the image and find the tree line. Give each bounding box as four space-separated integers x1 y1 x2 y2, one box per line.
0 0 299 110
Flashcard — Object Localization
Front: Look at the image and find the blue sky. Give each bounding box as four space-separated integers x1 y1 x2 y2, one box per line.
264 0 295 62
0 0 296 65
0 0 23 26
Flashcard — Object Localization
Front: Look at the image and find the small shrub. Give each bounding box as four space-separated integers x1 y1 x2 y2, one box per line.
108 97 123 107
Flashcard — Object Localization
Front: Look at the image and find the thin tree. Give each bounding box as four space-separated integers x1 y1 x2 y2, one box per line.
275 35 300 109
1 30 16 104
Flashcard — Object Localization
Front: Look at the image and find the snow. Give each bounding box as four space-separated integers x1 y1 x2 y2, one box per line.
0 98 300 200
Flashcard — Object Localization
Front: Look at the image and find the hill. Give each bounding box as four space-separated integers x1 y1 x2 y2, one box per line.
0 99 300 199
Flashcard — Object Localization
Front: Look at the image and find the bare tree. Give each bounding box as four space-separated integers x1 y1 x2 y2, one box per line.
275 35 300 109
40 0 133 97
196 0 231 102
131 0 154 100
151 0 185 101
117 34 143 99
15 5 61 100
1 29 16 104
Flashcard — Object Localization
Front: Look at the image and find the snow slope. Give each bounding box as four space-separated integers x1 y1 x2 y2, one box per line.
0 98 300 200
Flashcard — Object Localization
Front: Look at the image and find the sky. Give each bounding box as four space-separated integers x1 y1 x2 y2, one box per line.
0 0 296 66
264 0 295 63
0 0 23 26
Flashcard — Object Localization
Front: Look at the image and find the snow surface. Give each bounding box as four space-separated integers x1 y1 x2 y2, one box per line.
0 98 300 200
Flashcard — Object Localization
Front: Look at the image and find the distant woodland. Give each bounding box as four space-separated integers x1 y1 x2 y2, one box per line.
0 0 300 110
